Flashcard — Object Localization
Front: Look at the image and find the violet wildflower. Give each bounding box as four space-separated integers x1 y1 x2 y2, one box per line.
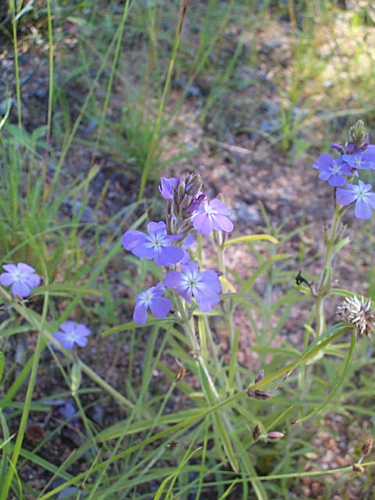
313 153 351 186
133 282 172 325
59 401 77 421
53 322 91 350
191 199 234 236
341 145 375 170
159 177 180 201
122 221 184 266
0 263 41 298
336 180 375 219
165 260 222 312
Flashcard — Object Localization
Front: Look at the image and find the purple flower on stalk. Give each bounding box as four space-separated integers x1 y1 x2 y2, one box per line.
0 263 41 298
53 322 91 350
158 177 180 201
313 153 352 186
122 221 184 266
191 199 234 236
165 261 222 312
341 145 375 170
336 180 375 219
133 282 172 325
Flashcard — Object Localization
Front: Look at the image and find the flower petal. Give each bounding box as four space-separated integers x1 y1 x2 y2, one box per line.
149 296 172 319
155 245 184 267
354 199 372 219
192 213 212 236
11 281 31 297
133 302 148 324
0 274 14 286
336 186 357 206
122 230 148 251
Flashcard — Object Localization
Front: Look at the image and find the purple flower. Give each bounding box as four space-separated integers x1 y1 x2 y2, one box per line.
165 261 222 312
341 145 375 170
0 263 41 298
158 177 180 201
313 153 352 186
133 282 172 324
122 221 184 267
53 322 91 349
336 180 375 219
59 401 79 424
191 199 234 236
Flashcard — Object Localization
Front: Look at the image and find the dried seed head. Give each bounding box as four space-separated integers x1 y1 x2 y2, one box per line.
362 439 373 456
336 296 375 337
252 424 260 442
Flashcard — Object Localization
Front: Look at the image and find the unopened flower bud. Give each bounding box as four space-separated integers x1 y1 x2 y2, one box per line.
347 119 368 150
181 195 193 210
362 439 373 456
247 389 271 400
180 219 193 235
255 369 264 383
266 432 284 440
252 424 260 442
172 189 181 216
185 173 202 198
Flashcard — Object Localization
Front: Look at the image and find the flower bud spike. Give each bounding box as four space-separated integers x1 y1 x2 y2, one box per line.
347 119 368 150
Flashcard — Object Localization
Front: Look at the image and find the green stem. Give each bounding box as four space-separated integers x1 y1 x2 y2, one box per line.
173 293 220 400
172 291 238 471
217 238 238 389
314 205 344 336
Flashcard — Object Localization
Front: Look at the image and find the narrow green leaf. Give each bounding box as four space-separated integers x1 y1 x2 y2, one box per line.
223 234 279 247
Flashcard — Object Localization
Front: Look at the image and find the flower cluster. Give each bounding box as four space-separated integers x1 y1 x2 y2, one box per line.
313 120 375 219
122 174 234 324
